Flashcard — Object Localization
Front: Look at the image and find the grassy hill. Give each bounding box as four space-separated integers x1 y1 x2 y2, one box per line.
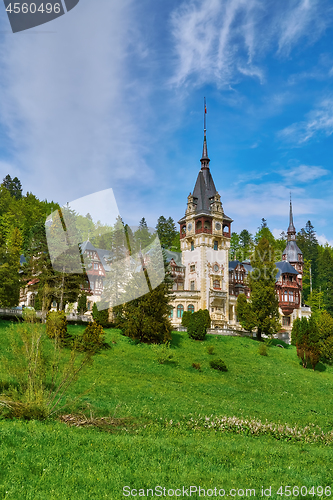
1 321 333 499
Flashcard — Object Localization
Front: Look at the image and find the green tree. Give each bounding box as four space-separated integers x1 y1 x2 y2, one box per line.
2 174 22 200
235 293 257 333
113 250 173 344
156 216 178 249
187 309 210 341
297 221 319 298
0 226 23 307
248 237 280 341
77 293 88 315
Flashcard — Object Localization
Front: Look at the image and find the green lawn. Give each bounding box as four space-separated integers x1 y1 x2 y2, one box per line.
1 320 333 499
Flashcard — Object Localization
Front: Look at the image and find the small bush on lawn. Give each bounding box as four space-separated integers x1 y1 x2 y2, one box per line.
192 362 201 370
258 343 268 356
188 309 211 341
76 321 106 353
46 311 71 345
209 359 227 372
151 343 174 364
207 345 215 355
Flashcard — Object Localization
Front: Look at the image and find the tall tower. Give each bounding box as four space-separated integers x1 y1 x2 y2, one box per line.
282 198 304 280
178 100 233 327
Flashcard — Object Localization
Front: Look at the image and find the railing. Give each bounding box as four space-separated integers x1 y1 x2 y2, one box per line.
0 308 90 322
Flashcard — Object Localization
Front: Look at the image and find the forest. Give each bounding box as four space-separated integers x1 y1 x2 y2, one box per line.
0 174 332 318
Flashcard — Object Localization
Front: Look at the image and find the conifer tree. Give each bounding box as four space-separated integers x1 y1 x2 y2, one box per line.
248 237 280 341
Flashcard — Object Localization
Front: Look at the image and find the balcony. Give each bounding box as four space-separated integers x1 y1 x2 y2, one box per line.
195 228 212 235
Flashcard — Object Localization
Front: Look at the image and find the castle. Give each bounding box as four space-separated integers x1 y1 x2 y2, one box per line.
165 124 310 332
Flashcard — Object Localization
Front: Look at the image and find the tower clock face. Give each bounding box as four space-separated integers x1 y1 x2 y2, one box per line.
215 222 221 230
187 223 192 231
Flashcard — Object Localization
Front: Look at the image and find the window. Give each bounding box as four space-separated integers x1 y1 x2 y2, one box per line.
190 281 195 291
214 241 218 251
177 304 184 318
213 280 221 289
169 307 174 318
289 291 294 302
188 304 194 313
94 263 98 270
204 220 211 229
196 220 202 230
282 316 291 326
178 282 184 290
52 300 57 308
191 241 194 251
190 264 195 272
284 292 288 302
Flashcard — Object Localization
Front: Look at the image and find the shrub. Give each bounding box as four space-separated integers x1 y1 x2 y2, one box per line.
151 342 173 364
320 335 333 364
209 358 227 372
188 309 210 341
76 321 106 353
181 311 191 328
207 346 215 355
92 303 110 327
258 343 268 356
22 307 37 323
46 311 70 345
192 362 201 370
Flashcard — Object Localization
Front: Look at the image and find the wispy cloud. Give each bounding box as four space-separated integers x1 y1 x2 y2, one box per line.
0 0 154 206
169 0 332 88
280 164 330 183
278 98 333 144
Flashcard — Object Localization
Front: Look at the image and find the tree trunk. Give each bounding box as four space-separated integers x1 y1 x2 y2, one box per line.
257 327 262 342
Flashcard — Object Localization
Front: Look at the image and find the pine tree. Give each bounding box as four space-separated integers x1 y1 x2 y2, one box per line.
0 227 23 307
248 237 280 341
2 174 22 200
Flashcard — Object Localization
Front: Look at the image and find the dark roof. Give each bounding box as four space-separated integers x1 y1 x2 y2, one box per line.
275 261 299 280
229 260 240 270
164 249 185 268
80 240 97 253
229 260 253 273
282 240 303 262
229 260 297 282
192 168 217 214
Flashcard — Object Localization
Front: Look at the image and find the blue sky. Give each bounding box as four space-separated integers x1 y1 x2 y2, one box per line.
0 0 333 244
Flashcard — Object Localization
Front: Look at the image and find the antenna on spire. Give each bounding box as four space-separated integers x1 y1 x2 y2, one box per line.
201 97 209 165
204 96 207 134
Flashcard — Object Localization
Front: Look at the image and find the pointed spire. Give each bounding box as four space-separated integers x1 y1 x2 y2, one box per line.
200 97 210 169
287 194 296 240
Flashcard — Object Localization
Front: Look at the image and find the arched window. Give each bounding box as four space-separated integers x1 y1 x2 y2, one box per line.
196 220 202 230
177 304 184 318
191 241 194 251
188 304 194 313
204 220 211 229
214 241 218 251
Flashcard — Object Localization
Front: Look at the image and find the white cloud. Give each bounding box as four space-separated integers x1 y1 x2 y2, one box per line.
277 0 325 55
0 1 154 206
169 0 332 88
278 98 333 144
317 234 333 247
280 165 330 183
